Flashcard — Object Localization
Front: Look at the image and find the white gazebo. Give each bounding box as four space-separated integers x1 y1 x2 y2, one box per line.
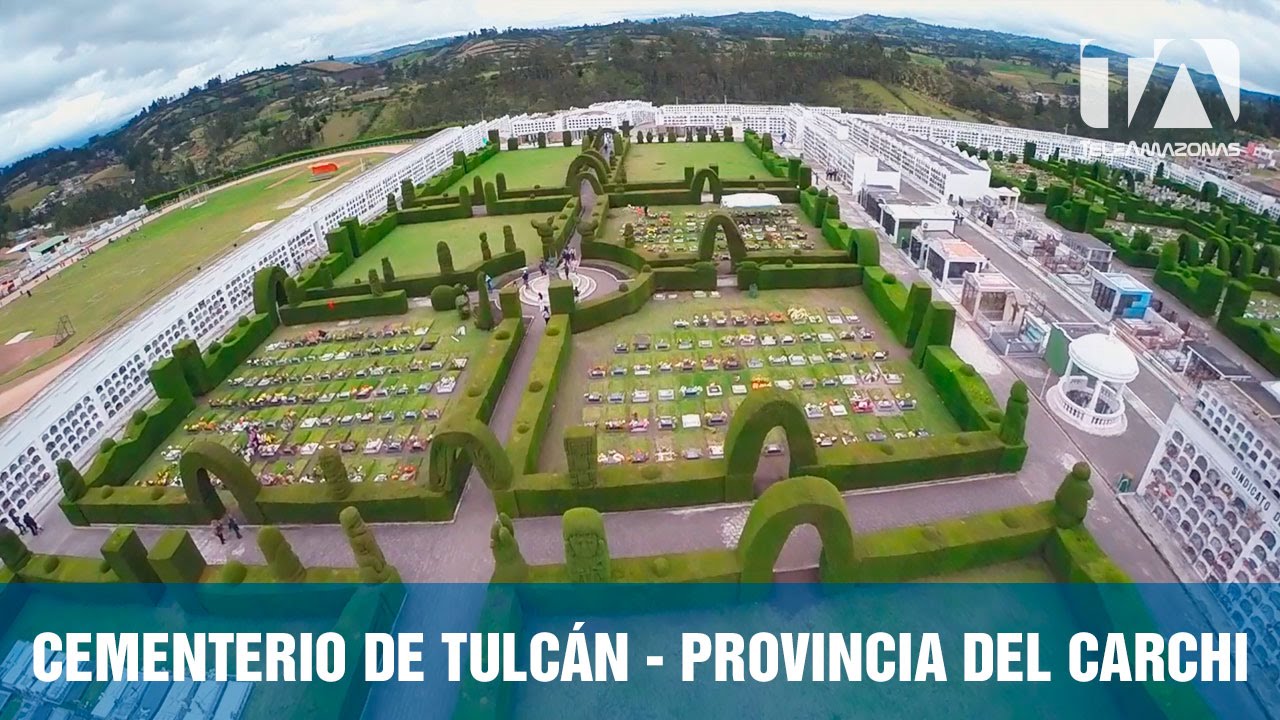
1046 332 1139 436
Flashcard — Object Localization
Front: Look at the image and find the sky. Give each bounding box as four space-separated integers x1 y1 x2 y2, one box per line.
2 0 1279 167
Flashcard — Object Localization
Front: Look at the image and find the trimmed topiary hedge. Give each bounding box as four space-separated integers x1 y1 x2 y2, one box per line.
754 263 863 289
505 316 572 473
279 291 409 325
570 271 655 332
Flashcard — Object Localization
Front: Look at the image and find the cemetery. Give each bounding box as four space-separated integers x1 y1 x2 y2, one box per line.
539 287 959 472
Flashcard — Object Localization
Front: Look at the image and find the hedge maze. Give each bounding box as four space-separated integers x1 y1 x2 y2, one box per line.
58 129 1023 568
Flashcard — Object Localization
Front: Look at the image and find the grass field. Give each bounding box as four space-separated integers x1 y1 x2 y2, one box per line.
444 146 580 193
338 213 549 281
828 78 913 113
3 182 55 212
540 287 959 471
625 142 767 183
0 151 393 384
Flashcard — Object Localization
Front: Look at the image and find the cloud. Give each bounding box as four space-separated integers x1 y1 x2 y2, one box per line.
2 0 1278 166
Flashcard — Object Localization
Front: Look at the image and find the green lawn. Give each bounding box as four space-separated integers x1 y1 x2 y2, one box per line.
828 78 913 113
0 151 392 384
445 146 580 193
625 142 768 183
338 213 548 281
3 182 54 212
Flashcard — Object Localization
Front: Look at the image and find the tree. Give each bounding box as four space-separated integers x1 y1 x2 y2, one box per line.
437 241 454 273
503 225 516 253
623 223 635 248
367 269 383 296
1053 462 1094 529
563 507 610 582
318 447 351 500
999 381 1029 445
480 232 492 261
257 527 306 581
490 513 528 582
474 271 495 330
340 507 399 583
381 257 396 281
1024 173 1038 192
57 458 86 501
537 131 547 148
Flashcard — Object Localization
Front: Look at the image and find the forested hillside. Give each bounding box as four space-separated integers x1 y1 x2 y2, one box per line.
4 12 1278 239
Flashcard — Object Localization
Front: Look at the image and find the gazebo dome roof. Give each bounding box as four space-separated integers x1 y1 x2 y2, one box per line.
1069 333 1139 382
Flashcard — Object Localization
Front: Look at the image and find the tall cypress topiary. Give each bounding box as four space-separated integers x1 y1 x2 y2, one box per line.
1053 463 1094 529
490 513 529 582
57 458 86 501
623 223 636 248
437 241 454 273
0 525 31 571
999 381 1029 445
386 193 397 213
340 507 399 583
480 232 492 261
367 269 383 296
503 225 517 253
258 526 306 582
474 271 495 331
537 131 547 148
318 446 351 500
381 257 395 282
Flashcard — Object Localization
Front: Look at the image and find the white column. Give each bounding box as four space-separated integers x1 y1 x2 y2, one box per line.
1087 378 1106 413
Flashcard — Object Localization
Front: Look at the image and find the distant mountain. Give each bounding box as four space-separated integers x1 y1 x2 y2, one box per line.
6 10 1279 240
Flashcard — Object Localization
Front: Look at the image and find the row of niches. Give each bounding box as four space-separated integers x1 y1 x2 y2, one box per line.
1143 488 1278 584
1209 584 1280 669
43 398 105 458
0 449 49 511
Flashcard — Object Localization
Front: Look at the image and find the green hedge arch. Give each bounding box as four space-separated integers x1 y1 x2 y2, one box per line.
723 388 819 500
737 475 856 582
178 441 264 522
689 168 724 202
252 266 298 326
697 212 747 264
427 417 514 493
564 153 610 188
574 170 604 196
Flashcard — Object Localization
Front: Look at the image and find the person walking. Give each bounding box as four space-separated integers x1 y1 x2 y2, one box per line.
521 268 530 287
211 518 225 545
7 510 23 536
484 273 494 293
541 305 551 323
225 514 242 540
538 259 547 277
21 513 38 536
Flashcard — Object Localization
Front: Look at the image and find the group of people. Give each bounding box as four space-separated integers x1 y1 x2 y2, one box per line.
4 509 39 536
518 247 585 324
210 514 243 545
824 168 843 182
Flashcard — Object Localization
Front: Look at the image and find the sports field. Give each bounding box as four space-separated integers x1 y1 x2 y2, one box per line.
625 142 767 183
338 213 549 281
0 151 393 384
444 146 580 193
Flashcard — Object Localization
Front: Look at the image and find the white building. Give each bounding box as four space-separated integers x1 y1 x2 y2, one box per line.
838 115 991 202
1136 380 1280 669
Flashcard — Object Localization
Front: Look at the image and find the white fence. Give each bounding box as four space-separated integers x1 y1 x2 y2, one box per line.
4 100 1264 515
